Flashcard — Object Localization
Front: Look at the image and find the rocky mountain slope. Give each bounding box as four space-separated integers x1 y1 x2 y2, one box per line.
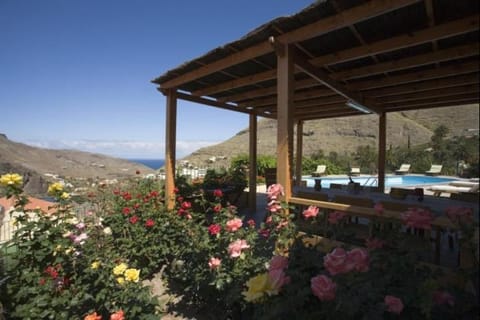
0 134 155 196
182 104 479 168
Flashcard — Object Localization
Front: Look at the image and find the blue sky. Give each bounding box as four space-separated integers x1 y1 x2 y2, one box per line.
0 0 315 159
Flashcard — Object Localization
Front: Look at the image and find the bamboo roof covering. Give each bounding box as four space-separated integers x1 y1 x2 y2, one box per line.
152 0 479 120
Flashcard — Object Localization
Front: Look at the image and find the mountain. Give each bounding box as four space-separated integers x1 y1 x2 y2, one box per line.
181 104 479 168
0 134 155 196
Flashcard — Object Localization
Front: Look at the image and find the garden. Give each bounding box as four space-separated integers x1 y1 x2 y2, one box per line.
0 169 478 319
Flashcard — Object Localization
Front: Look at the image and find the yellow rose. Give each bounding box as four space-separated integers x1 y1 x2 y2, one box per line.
113 263 128 275
242 273 273 303
124 268 140 282
48 182 64 194
91 261 101 269
60 192 70 199
0 173 23 187
116 277 125 285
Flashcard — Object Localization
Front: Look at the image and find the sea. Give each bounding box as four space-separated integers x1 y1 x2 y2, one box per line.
127 159 165 170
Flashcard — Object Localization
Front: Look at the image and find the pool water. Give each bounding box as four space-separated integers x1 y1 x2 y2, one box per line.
302 175 456 189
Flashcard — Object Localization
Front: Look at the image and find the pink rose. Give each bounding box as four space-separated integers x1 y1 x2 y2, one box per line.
328 211 347 224
269 255 288 272
267 183 284 200
208 257 221 270
433 290 455 306
267 200 282 213
226 218 243 232
374 203 384 214
213 189 223 198
247 219 256 227
385 295 404 314
213 204 222 213
445 206 473 223
347 248 370 273
228 239 250 258
268 269 290 292
303 205 319 219
401 207 433 230
365 237 385 250
311 275 336 301
323 248 353 275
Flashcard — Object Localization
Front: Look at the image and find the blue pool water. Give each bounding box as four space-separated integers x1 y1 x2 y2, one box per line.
303 175 456 189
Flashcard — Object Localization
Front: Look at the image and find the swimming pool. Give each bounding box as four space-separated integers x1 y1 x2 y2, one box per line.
302 175 456 189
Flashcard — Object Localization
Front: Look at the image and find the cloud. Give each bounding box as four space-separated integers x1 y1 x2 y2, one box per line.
20 138 220 159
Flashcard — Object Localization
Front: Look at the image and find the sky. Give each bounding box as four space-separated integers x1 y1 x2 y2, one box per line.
0 0 315 159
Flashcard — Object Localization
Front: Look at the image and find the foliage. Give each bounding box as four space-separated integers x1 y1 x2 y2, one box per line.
245 203 479 320
0 175 160 319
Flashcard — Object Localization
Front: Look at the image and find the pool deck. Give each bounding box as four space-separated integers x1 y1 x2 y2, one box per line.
239 174 478 223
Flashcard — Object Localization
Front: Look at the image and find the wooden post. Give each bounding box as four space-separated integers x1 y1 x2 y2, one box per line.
378 112 386 192
165 88 177 210
276 42 295 200
295 120 304 186
248 114 257 212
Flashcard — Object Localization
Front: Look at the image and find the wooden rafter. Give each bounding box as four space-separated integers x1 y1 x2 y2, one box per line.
293 47 382 114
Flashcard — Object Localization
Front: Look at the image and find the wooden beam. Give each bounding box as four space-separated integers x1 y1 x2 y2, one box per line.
293 48 382 114
175 92 254 115
383 100 479 112
278 0 421 44
276 43 295 200
378 113 386 192
366 73 479 97
355 60 479 91
378 85 479 103
165 89 177 210
333 43 479 81
309 15 479 67
295 120 304 187
248 115 257 213
383 93 479 109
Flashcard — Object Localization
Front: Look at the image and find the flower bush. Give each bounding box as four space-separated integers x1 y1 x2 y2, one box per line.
1 173 477 319
0 173 159 319
245 202 479 319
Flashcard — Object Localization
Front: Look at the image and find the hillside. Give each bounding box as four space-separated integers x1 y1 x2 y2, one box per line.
182 104 479 168
0 134 155 196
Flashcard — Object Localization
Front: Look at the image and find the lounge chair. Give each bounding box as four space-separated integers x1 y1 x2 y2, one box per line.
311 165 326 177
427 182 478 197
350 167 361 176
395 164 411 175
425 164 442 176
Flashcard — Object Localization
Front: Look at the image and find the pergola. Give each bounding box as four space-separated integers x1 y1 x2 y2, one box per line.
152 0 479 211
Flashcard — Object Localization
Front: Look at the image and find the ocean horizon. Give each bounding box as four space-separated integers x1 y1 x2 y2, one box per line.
127 159 165 170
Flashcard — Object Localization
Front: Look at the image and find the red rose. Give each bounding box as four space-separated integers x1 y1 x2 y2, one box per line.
129 215 139 224
213 189 223 198
145 219 155 228
208 224 221 235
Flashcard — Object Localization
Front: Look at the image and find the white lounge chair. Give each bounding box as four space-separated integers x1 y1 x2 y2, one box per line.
425 164 442 176
350 167 361 176
395 164 411 175
311 165 326 177
427 183 479 197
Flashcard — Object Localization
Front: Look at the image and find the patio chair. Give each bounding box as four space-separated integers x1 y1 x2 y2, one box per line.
395 164 411 175
427 183 478 197
350 167 361 176
425 164 443 176
311 165 326 177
